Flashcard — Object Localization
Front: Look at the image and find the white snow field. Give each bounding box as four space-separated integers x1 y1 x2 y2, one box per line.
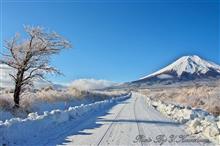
0 92 214 146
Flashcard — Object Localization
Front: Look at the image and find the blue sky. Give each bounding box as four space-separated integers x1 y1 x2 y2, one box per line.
1 0 219 83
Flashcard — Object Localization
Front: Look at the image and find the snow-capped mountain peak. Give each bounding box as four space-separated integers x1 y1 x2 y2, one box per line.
140 55 220 80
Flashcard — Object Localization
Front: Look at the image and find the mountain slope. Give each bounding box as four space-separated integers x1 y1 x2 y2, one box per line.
131 55 220 85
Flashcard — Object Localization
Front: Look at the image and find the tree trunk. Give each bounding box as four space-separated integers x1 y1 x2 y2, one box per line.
13 69 24 108
13 84 21 108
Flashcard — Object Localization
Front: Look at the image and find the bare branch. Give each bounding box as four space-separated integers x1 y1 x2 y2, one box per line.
9 74 17 81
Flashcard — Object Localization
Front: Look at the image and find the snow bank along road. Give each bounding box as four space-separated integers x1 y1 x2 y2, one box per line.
60 93 213 146
1 92 213 146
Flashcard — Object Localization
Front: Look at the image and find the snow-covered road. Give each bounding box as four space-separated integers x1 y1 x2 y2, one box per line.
57 93 212 146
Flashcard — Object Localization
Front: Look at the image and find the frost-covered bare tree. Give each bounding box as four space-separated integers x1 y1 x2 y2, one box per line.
0 26 71 108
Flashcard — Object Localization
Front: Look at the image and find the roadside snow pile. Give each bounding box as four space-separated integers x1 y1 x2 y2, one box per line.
144 94 220 144
0 88 128 121
0 93 131 145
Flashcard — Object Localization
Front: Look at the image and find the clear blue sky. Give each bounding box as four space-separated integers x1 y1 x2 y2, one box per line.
1 0 219 83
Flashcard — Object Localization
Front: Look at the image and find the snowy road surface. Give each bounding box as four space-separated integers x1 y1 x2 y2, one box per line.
55 93 212 146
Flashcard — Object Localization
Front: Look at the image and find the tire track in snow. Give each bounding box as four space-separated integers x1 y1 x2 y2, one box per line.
39 96 130 146
133 95 145 146
96 101 127 146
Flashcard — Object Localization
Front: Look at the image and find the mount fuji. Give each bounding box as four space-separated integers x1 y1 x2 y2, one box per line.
131 55 220 85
